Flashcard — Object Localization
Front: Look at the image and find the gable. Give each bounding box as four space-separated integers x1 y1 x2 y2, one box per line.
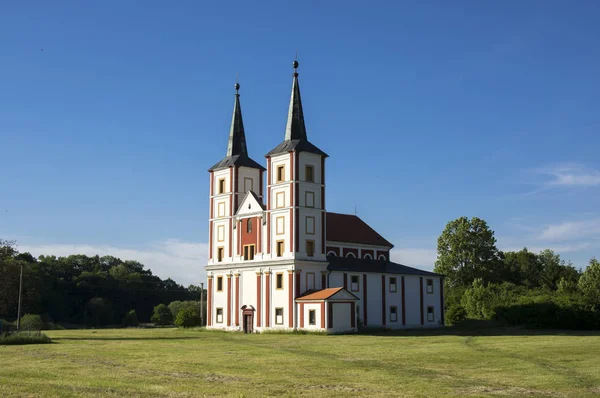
235 191 265 216
328 289 359 301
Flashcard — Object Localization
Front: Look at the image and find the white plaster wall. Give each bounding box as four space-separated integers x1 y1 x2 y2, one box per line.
268 209 291 259
330 302 354 334
211 273 230 329
385 276 403 329
298 152 323 184
212 169 230 196
301 302 323 331
269 154 291 183
366 274 382 327
297 209 324 260
404 275 421 327
422 277 442 326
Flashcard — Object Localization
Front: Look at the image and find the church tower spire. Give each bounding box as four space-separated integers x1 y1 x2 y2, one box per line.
285 60 307 141
227 82 248 157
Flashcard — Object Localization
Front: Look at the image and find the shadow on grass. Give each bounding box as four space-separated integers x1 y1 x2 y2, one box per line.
52 336 202 341
357 321 600 338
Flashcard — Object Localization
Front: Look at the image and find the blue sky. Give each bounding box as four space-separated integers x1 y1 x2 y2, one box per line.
2 1 599 285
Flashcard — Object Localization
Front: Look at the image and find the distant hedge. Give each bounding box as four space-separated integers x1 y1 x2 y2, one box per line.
495 302 600 330
0 331 52 345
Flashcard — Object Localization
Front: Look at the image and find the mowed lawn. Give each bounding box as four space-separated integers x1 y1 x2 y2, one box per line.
1 328 600 397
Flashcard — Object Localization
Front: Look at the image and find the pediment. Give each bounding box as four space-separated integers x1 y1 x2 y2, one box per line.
236 190 265 217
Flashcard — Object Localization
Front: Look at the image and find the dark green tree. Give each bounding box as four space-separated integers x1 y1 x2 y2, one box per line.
579 258 600 307
151 304 173 325
434 217 504 287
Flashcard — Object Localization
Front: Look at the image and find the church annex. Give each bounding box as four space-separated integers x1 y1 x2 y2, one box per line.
205 61 444 333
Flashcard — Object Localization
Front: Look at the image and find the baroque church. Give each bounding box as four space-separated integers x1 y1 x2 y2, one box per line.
205 61 444 333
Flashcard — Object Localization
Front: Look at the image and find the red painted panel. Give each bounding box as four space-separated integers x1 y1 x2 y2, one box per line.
343 273 347 289
381 275 386 326
234 167 239 211
228 218 232 258
363 274 368 325
289 208 294 252
300 302 305 328
265 273 271 327
420 277 424 325
241 217 259 248
322 302 326 328
362 249 374 259
350 302 356 327
235 275 240 326
288 272 294 328
227 276 232 326
376 250 390 261
321 273 326 289
207 278 213 326
295 271 301 296
256 274 261 327
326 246 340 256
321 210 326 254
343 247 359 257
209 221 213 260
401 276 406 326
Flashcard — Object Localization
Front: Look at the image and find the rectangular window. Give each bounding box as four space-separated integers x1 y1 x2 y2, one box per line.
217 202 226 217
217 247 224 262
217 225 225 242
427 306 434 322
218 179 225 194
244 177 253 193
305 165 314 182
216 308 223 323
216 276 223 292
306 240 315 257
276 216 285 235
246 218 252 233
277 165 285 182
351 275 359 292
276 192 285 208
427 279 434 294
275 308 284 325
243 245 255 261
276 240 284 257
390 306 398 322
305 216 315 235
305 191 315 208
389 277 397 293
276 273 284 290
308 309 316 325
306 272 315 290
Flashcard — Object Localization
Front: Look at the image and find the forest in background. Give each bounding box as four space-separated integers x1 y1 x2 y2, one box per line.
435 217 600 329
0 239 205 327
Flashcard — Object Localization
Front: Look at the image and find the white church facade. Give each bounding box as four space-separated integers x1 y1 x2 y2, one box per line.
205 61 444 333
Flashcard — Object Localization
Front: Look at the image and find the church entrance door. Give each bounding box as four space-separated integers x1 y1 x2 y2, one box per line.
241 305 255 334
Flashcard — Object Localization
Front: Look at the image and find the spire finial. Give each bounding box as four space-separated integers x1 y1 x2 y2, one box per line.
235 73 240 95
293 53 299 77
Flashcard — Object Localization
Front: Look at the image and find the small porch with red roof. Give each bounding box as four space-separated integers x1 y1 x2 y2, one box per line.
295 287 359 334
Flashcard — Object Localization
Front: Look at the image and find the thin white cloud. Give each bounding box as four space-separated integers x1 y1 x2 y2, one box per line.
390 248 438 271
18 239 208 287
538 218 600 241
534 163 600 187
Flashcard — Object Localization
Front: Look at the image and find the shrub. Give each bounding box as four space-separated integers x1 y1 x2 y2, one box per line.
0 331 52 345
151 304 173 326
122 310 139 327
20 314 44 331
0 319 15 333
174 307 201 328
445 304 467 326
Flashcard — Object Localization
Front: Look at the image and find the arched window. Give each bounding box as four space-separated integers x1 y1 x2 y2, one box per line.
364 254 373 260
327 251 337 257
378 254 386 261
346 252 356 258
247 219 252 233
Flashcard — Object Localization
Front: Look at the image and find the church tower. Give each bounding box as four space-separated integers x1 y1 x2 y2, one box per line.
208 82 265 265
265 61 328 261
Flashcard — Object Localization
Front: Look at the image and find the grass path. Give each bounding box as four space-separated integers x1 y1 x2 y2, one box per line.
1 328 599 397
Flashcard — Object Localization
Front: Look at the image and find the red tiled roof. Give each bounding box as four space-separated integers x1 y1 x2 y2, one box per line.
326 212 394 248
296 287 345 301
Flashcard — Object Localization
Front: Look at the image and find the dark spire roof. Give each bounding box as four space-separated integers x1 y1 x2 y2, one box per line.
227 82 247 157
209 83 265 172
266 60 328 158
285 60 307 141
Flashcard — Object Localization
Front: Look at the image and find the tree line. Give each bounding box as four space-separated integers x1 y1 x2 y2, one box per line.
434 217 600 329
0 239 205 327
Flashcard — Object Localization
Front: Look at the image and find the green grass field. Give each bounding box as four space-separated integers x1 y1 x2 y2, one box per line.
1 328 599 397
